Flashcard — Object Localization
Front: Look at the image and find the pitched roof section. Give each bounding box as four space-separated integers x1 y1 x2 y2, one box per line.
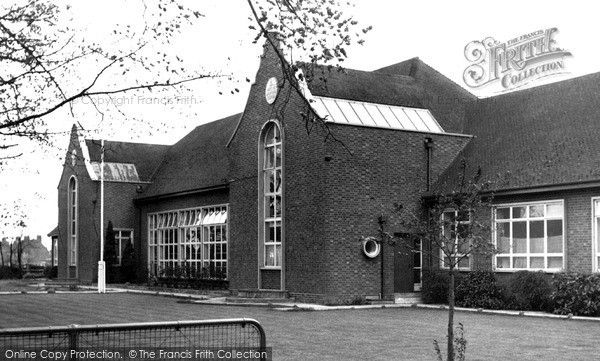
85 139 169 182
139 113 241 199
374 57 476 134
303 58 475 134
433 71 600 192
305 66 425 108
375 57 475 100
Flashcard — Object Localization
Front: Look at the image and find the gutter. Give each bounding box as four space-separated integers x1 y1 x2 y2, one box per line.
134 184 229 204
423 179 600 201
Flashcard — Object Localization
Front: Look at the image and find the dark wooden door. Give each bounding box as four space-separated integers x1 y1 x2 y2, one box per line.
394 240 414 293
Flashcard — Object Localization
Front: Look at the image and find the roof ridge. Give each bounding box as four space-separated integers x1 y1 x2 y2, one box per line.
86 138 170 147
412 58 476 99
303 62 416 83
479 69 600 101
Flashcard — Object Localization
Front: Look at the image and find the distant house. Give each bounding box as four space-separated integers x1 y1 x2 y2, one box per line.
47 227 59 267
54 37 600 302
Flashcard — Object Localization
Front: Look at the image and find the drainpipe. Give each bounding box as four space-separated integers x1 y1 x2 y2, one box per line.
424 137 434 191
378 215 385 300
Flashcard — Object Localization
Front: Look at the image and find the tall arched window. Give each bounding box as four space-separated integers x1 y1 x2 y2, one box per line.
68 176 78 266
261 122 282 268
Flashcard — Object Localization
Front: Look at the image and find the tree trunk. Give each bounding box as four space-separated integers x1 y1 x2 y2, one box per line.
0 242 4 267
9 243 14 268
17 240 23 278
447 268 455 361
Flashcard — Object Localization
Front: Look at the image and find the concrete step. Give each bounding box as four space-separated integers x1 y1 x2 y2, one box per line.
225 297 293 304
235 289 290 299
394 292 422 305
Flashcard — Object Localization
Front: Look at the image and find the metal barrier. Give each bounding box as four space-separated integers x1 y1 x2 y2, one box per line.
0 318 267 360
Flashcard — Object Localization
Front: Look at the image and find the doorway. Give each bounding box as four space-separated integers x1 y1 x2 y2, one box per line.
394 236 422 293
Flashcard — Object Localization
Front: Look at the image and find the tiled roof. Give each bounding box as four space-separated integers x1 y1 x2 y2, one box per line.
433 71 600 192
306 65 425 107
139 113 241 198
85 139 169 182
304 57 475 134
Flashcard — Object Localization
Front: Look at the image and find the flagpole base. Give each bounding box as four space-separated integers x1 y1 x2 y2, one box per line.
98 261 106 293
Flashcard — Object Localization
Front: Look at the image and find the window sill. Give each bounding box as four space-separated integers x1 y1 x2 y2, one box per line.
494 268 562 273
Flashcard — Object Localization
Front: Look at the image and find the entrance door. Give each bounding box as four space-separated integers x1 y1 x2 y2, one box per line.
394 236 422 292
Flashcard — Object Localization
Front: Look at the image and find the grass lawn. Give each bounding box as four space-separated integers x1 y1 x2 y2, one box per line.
1 293 598 360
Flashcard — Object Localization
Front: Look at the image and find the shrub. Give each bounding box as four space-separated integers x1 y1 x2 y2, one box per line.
551 272 600 316
120 240 136 283
507 271 552 311
44 266 58 279
0 266 21 279
455 270 505 309
421 269 451 304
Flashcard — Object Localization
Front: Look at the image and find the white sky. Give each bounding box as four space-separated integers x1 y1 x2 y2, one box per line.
2 0 599 249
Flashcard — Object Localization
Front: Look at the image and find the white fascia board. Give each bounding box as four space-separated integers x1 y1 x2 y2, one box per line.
78 135 98 181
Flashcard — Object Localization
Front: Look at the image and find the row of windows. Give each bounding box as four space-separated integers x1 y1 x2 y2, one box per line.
148 206 228 278
441 200 566 272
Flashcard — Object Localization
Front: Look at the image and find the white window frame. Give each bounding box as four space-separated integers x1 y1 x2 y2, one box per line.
493 199 565 272
147 205 228 279
591 197 600 273
260 121 283 269
68 176 78 266
114 229 134 266
440 208 472 270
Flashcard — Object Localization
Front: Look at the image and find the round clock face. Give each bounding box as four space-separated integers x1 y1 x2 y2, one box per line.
265 77 278 104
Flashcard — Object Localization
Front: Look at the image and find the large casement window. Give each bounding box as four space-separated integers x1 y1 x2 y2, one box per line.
440 209 471 270
494 201 564 271
592 198 600 272
114 229 133 265
260 122 283 268
148 205 228 278
68 176 78 266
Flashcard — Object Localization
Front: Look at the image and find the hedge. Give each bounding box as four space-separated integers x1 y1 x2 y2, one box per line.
551 272 600 317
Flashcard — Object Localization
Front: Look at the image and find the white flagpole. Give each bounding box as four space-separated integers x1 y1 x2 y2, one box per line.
98 138 106 293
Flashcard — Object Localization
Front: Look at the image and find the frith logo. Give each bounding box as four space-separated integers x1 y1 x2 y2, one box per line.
463 28 572 91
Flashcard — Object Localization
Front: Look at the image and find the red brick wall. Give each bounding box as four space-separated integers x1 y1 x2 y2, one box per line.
320 125 471 300
227 38 329 293
57 129 155 283
227 38 471 302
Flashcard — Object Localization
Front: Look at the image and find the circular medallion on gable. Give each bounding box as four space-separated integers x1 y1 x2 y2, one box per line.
265 77 278 104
